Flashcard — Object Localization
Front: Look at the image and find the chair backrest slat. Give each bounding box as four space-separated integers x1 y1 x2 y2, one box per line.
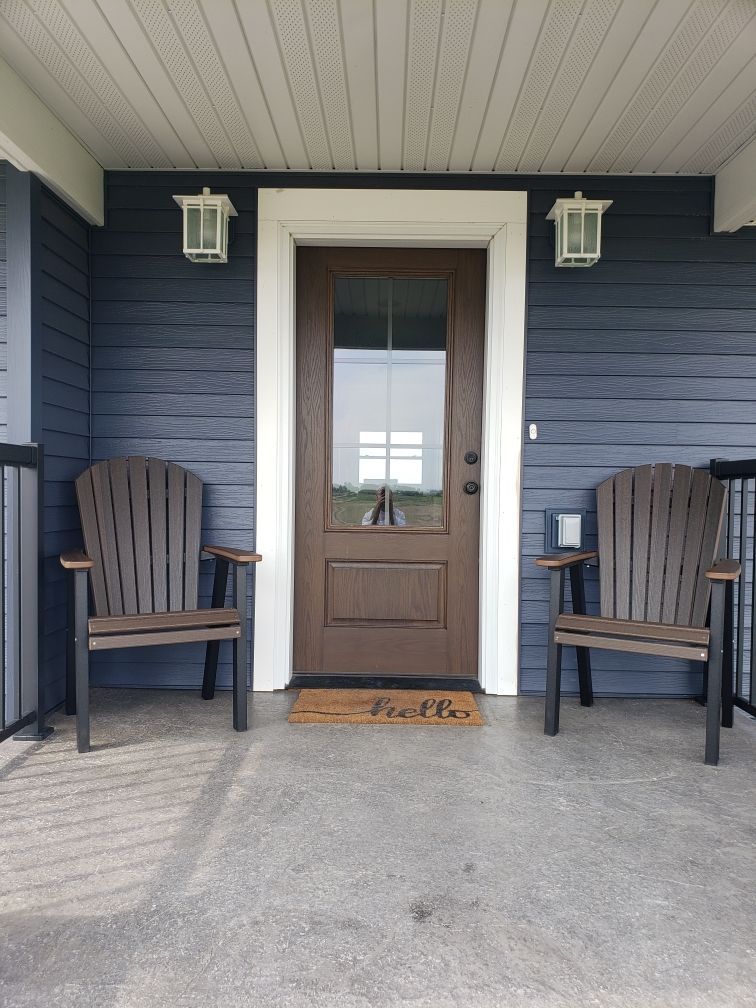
76 469 109 615
676 470 710 624
692 478 726 626
646 463 673 623
91 461 123 616
110 457 138 615
76 457 204 617
661 465 692 624
596 478 615 617
148 458 168 612
613 468 633 620
630 464 652 621
168 463 185 612
183 472 203 610
597 463 726 628
129 457 153 613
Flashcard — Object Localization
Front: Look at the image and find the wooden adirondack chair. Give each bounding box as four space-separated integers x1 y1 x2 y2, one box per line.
60 457 261 753
536 464 740 765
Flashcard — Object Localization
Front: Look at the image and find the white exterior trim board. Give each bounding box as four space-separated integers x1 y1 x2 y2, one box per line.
255 188 528 695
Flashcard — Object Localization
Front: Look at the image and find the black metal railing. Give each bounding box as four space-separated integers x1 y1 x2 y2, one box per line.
0 443 49 743
710 457 756 718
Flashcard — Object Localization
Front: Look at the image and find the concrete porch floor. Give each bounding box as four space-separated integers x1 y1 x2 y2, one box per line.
1 689 755 1008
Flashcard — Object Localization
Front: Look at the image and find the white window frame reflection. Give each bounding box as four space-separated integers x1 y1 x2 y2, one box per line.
358 431 424 487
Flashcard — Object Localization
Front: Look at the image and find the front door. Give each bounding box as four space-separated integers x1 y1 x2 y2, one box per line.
293 247 485 679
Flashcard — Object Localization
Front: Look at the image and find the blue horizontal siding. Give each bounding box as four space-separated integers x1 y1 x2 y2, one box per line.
88 171 756 698
39 185 90 713
90 174 257 690
522 179 756 697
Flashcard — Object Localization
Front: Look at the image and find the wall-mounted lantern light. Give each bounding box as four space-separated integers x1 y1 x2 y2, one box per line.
172 187 237 262
546 191 612 267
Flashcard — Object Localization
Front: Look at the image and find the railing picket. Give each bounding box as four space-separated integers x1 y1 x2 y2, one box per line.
751 481 756 711
0 444 46 744
710 459 756 720
737 479 748 699
1 466 5 731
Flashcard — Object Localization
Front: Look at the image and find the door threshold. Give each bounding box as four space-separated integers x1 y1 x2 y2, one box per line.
288 674 483 693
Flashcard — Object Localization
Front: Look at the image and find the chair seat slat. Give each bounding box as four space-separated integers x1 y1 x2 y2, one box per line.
90 625 241 652
90 607 240 634
556 613 710 645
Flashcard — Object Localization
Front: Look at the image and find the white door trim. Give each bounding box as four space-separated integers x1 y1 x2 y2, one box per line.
254 188 528 695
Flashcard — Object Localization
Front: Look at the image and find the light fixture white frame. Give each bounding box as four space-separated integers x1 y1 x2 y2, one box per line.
546 190 612 267
254 188 528 695
173 187 237 262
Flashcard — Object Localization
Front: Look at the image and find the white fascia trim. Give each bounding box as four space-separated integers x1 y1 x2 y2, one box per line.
255 188 528 695
0 55 103 225
714 134 756 233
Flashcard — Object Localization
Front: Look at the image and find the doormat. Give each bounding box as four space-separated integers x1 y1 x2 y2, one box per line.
288 688 484 726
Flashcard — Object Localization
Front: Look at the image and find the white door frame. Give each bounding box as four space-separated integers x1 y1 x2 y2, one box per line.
254 188 528 695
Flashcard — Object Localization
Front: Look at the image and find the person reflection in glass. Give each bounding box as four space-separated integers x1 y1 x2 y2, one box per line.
362 485 406 527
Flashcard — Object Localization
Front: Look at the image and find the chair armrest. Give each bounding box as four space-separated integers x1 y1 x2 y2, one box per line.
535 550 598 570
60 550 94 570
202 544 262 566
705 559 740 582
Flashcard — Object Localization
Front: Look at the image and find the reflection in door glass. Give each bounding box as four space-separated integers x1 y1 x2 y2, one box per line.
331 276 448 527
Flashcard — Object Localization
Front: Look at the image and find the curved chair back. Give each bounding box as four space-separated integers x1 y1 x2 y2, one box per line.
596 464 726 628
75 457 203 617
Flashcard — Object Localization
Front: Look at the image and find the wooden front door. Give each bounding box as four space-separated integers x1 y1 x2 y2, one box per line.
293 247 485 679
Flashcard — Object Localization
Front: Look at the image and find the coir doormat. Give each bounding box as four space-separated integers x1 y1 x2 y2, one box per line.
288 688 484 726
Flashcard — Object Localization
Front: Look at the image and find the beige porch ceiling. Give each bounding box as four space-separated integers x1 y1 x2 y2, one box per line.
0 0 754 176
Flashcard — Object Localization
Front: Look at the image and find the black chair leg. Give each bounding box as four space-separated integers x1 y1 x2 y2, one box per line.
65 574 76 715
721 580 734 729
73 570 90 754
705 581 725 766
202 558 229 700
569 563 593 707
544 569 565 736
232 563 248 732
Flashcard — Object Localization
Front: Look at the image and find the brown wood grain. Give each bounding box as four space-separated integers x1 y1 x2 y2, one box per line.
326 561 445 625
293 247 485 678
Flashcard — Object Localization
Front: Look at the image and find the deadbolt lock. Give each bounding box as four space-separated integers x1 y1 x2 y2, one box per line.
464 451 479 465
463 481 479 495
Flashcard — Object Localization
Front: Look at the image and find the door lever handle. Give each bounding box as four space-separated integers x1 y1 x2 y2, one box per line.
463 481 479 495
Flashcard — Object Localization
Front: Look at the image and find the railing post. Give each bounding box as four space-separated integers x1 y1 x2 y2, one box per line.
13 444 52 741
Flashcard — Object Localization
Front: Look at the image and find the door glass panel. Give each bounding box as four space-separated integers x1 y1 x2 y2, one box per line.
331 276 448 528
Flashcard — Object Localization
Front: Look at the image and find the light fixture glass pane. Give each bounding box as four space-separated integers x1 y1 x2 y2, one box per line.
202 206 217 250
566 211 583 254
186 206 201 250
583 211 598 255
